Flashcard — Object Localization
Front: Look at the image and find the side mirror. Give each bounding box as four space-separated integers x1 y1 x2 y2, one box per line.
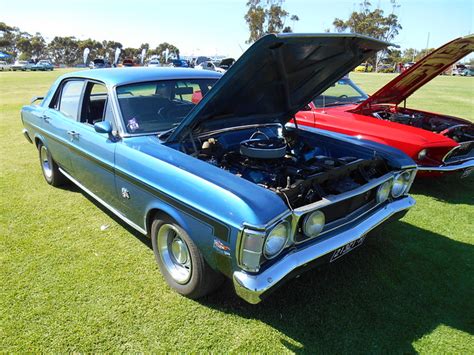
302 104 312 111
94 120 116 140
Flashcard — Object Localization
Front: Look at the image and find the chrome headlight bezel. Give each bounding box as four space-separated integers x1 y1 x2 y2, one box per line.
391 171 412 198
417 149 428 161
376 180 392 204
303 210 326 238
263 221 290 259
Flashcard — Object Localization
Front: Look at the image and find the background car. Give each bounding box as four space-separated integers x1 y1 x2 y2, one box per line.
195 60 225 73
170 59 189 68
354 62 373 72
121 58 134 67
89 58 111 69
0 60 11 71
147 59 161 67
402 61 416 72
451 63 467 75
20 34 416 304
378 63 395 73
31 60 54 71
461 66 474 76
296 35 474 178
11 60 35 71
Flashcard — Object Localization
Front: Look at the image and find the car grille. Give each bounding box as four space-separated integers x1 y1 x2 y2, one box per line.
294 185 379 243
443 141 474 164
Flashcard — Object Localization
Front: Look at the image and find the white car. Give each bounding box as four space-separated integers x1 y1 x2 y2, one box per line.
147 59 161 67
0 61 11 71
195 61 226 73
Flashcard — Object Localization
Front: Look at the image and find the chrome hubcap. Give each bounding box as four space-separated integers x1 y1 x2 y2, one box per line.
157 224 192 284
40 146 52 179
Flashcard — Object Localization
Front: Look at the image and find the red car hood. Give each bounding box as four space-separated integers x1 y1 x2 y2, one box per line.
357 34 474 109
319 104 456 146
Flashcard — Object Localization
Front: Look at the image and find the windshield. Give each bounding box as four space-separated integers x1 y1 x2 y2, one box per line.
313 77 368 107
117 78 217 134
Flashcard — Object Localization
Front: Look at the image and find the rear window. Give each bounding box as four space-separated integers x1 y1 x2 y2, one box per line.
116 79 217 134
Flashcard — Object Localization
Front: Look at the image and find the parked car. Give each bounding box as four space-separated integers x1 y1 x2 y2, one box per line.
21 34 417 304
12 60 35 71
0 60 11 71
354 62 373 72
171 59 189 68
402 62 416 72
121 58 134 67
146 59 161 67
218 57 235 70
195 60 226 73
451 63 467 75
461 66 474 76
31 60 54 71
89 58 111 69
296 35 474 178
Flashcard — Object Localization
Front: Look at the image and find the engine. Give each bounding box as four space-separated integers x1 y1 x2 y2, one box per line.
371 108 474 142
196 129 388 208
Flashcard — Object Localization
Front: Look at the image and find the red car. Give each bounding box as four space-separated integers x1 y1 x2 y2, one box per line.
296 35 474 177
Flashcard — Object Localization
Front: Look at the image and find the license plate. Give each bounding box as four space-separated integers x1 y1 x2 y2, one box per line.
330 236 366 262
461 167 473 179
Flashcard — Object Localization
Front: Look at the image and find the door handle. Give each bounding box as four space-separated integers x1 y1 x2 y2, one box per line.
67 131 80 140
41 115 51 122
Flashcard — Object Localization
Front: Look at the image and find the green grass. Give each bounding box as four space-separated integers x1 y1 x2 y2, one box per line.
1 70 473 353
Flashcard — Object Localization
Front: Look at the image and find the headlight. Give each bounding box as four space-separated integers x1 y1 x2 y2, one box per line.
303 210 325 238
391 171 412 198
263 222 289 259
417 149 427 160
376 180 392 203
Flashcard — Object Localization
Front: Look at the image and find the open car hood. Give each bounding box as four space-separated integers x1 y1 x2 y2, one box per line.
357 34 474 110
167 33 389 142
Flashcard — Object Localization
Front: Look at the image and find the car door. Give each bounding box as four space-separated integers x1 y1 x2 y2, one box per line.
66 81 120 206
41 79 86 174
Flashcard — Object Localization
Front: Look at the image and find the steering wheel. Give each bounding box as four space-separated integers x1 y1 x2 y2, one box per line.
338 94 348 99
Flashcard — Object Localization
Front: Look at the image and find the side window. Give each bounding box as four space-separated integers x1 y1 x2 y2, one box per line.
58 81 85 119
81 82 109 125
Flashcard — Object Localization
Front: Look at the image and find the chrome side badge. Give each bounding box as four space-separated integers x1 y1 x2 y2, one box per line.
121 187 130 199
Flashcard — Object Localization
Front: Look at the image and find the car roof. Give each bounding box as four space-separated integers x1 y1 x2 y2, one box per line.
58 67 223 86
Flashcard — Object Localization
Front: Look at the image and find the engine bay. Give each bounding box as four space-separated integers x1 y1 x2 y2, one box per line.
185 125 389 209
369 106 474 143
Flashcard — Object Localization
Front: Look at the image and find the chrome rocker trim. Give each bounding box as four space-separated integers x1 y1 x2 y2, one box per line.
418 159 474 172
233 196 415 304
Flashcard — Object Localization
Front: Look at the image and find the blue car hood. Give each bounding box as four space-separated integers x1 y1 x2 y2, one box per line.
168 33 390 142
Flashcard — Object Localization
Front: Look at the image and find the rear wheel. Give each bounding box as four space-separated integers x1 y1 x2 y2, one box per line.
38 142 67 186
151 216 224 299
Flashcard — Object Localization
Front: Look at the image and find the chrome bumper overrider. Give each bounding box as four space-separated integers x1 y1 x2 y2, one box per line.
22 129 33 144
233 196 415 304
418 159 474 172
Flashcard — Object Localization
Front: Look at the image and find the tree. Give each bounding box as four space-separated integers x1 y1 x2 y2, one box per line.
332 0 402 70
154 42 180 63
47 36 79 65
244 0 299 43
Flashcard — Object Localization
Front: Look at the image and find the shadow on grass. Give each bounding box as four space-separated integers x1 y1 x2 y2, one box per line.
79 190 152 249
200 221 474 353
411 174 474 205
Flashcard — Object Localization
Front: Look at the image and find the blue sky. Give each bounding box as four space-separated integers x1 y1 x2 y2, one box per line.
2 0 473 58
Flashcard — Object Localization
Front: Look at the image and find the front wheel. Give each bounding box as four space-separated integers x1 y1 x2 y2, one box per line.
151 217 224 299
38 143 67 186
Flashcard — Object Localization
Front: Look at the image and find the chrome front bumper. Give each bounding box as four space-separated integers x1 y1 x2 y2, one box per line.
418 159 474 172
233 196 415 304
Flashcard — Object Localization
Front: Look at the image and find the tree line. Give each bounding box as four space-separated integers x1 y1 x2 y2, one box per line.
0 22 179 65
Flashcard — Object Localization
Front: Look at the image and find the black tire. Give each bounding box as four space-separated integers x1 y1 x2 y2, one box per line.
38 142 67 186
151 216 224 299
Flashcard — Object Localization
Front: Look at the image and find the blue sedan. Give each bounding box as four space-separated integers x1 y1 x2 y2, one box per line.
21 34 416 304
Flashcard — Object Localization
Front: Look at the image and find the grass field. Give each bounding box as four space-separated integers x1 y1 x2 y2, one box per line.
1 69 473 353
